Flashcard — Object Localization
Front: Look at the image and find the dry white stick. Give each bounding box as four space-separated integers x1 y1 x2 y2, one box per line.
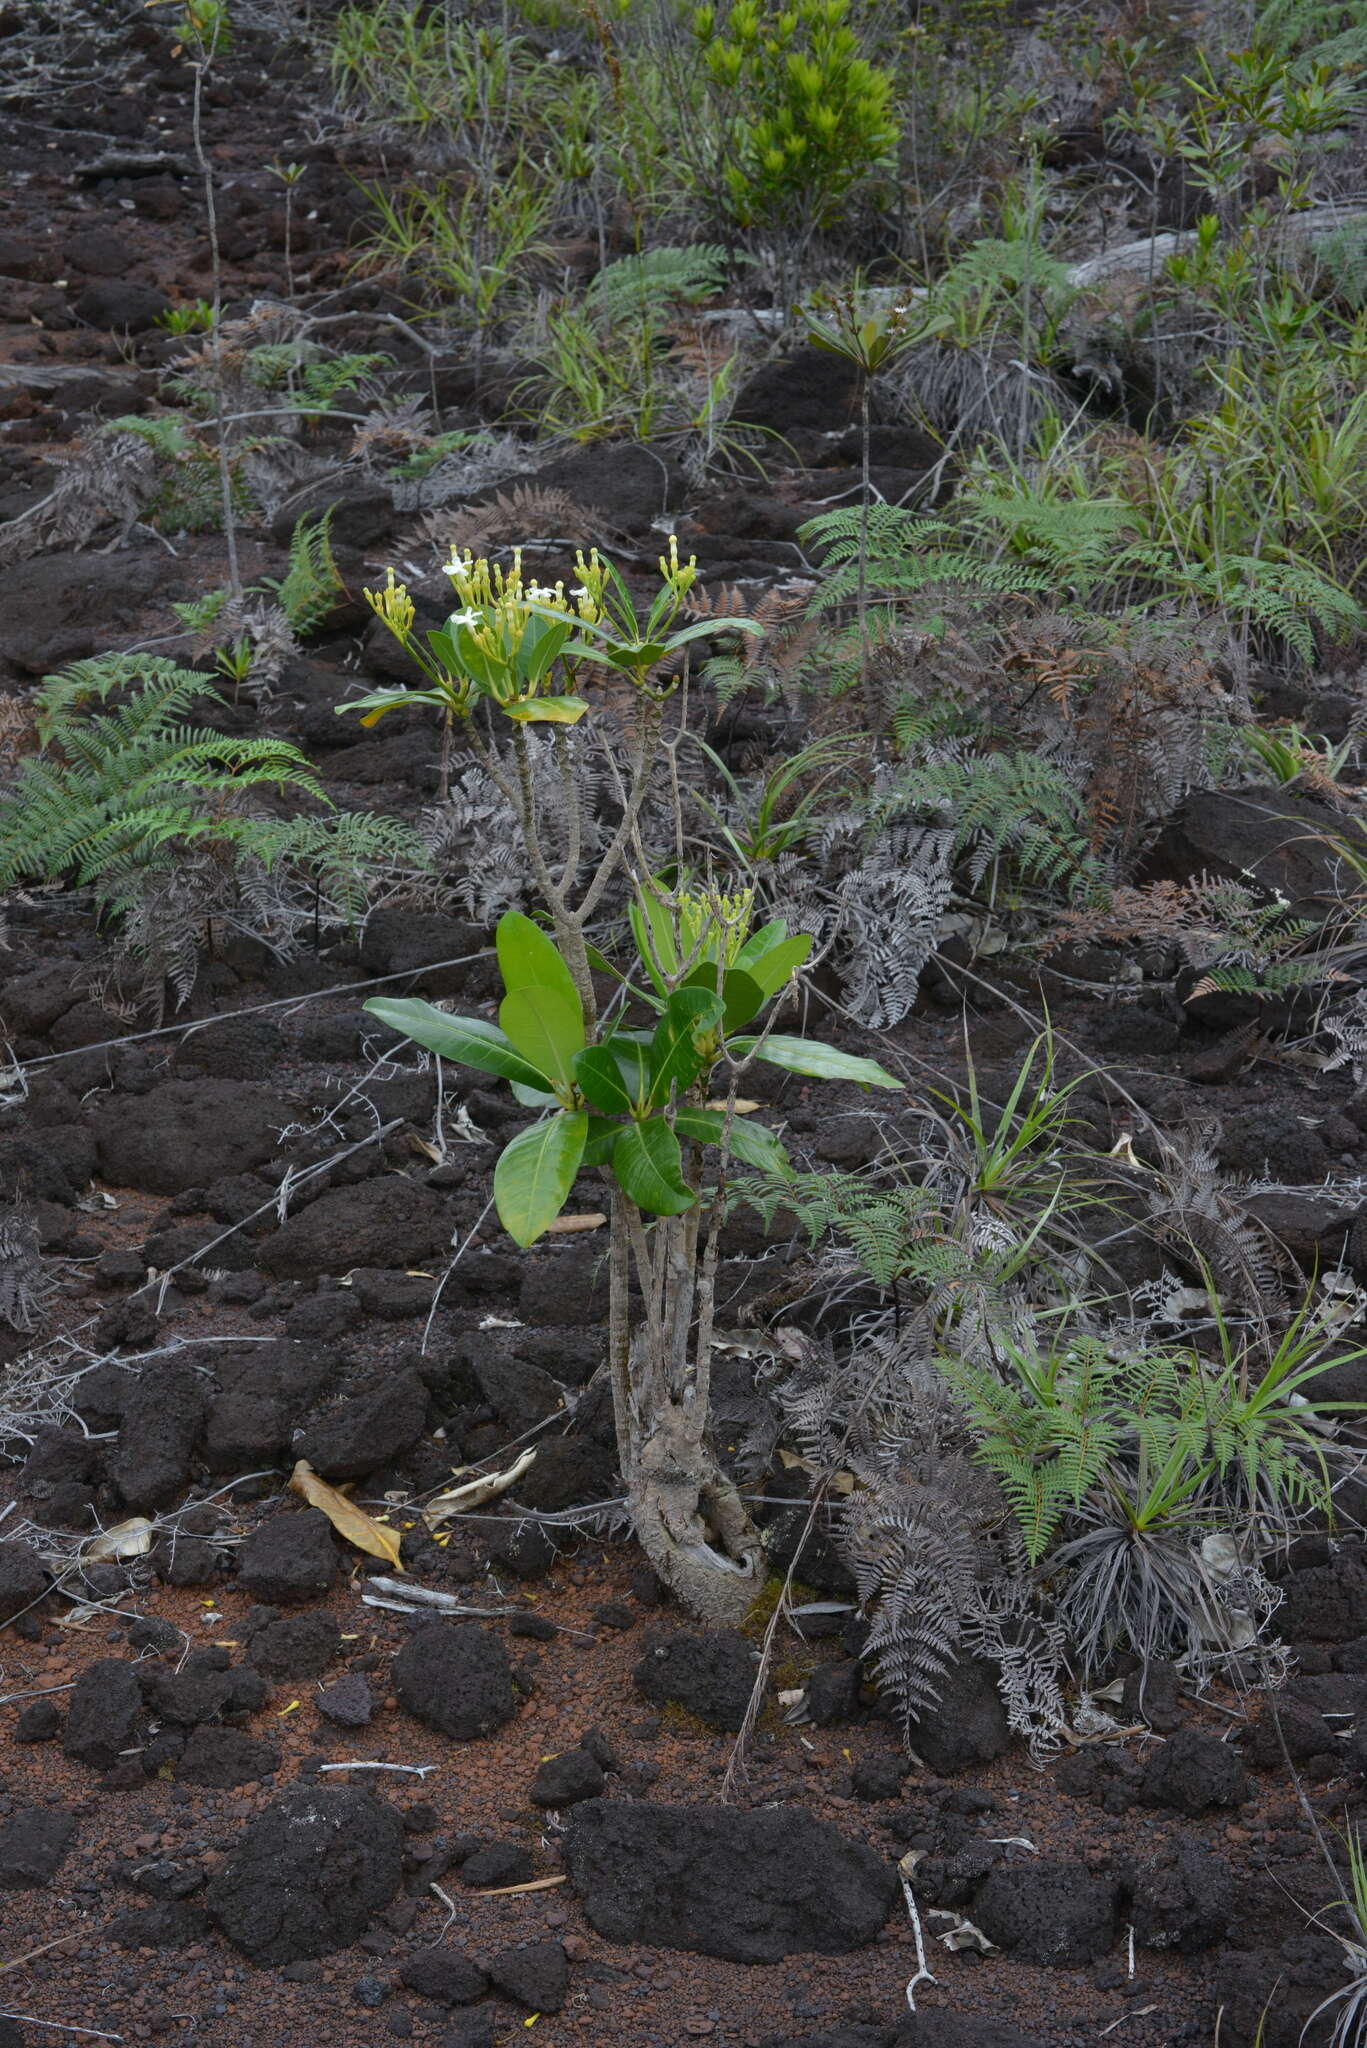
429 1882 458 1942
361 1577 519 1616
316 1761 435 1777
0 2019 123 2042
900 1873 938 2012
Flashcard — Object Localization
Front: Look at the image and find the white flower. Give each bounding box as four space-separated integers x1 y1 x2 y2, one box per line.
447 608 482 629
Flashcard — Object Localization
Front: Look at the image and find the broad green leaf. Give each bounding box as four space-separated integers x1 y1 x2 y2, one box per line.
499 984 585 1092
647 986 725 1106
500 695 590 725
450 622 503 693
681 962 765 1033
515 613 572 683
729 1033 903 1089
585 941 661 1010
628 890 678 998
338 687 448 728
574 1042 638 1116
673 1106 788 1172
496 912 583 1031
424 628 460 673
363 998 549 1089
737 932 813 1002
494 1112 588 1247
612 1117 695 1216
673 616 764 644
582 1115 620 1168
733 918 788 970
509 1079 560 1109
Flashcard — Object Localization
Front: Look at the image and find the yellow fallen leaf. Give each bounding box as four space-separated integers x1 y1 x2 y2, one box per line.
707 1099 759 1113
279 1700 300 1716
545 1212 606 1234
289 1459 406 1571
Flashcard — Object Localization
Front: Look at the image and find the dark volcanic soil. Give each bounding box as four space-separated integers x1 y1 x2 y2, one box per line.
4 11 1367 2048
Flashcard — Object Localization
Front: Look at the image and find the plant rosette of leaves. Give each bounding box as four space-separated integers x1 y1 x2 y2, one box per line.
365 904 899 1246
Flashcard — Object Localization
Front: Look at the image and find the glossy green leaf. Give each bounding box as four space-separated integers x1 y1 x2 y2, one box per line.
509 1079 560 1109
628 891 678 998
337 687 448 728
729 1033 903 1089
574 1042 638 1115
736 931 813 1002
673 1106 788 1172
450 622 503 693
498 984 585 1092
362 998 549 1089
495 913 582 1029
647 986 725 1106
424 628 460 673
681 962 765 1033
582 1115 620 1168
500 694 590 725
494 1111 588 1247
611 1117 696 1216
733 918 787 968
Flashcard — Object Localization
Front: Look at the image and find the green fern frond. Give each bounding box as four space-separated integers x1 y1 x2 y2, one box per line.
587 243 733 322
267 508 347 636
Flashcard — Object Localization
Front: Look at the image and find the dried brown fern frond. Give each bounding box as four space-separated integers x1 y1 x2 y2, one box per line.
0 432 159 565
691 579 824 710
1041 880 1199 954
401 484 609 564
0 693 38 781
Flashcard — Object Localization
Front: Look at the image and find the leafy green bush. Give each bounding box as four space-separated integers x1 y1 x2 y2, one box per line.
691 0 899 297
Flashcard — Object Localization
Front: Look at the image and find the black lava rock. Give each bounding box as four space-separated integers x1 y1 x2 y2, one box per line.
63 1659 143 1771
972 1860 1120 1966
529 1748 605 1808
397 1946 489 2006
235 1511 339 1604
392 1623 518 1740
92 1080 286 1196
140 1653 268 1727
1131 1838 1235 1953
0 1538 48 1624
563 1800 896 1961
247 1612 342 1680
1139 1730 1248 1817
0 1806 77 1888
296 1370 429 1480
633 1629 758 1731
206 1785 404 1966
907 1656 1009 1774
461 1840 533 1889
317 1673 374 1727
177 1726 282 1788
488 1939 568 2011
109 1359 209 1512
15 1697 62 1743
257 1178 452 1282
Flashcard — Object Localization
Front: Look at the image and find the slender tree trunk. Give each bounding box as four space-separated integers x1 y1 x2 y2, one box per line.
615 1207 762 1624
191 57 241 601
858 374 880 731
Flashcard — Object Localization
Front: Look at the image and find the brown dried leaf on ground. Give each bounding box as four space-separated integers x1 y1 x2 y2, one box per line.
289 1458 405 1570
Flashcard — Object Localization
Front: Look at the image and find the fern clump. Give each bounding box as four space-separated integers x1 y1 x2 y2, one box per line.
0 655 425 1011
800 504 1049 618
268 508 348 635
